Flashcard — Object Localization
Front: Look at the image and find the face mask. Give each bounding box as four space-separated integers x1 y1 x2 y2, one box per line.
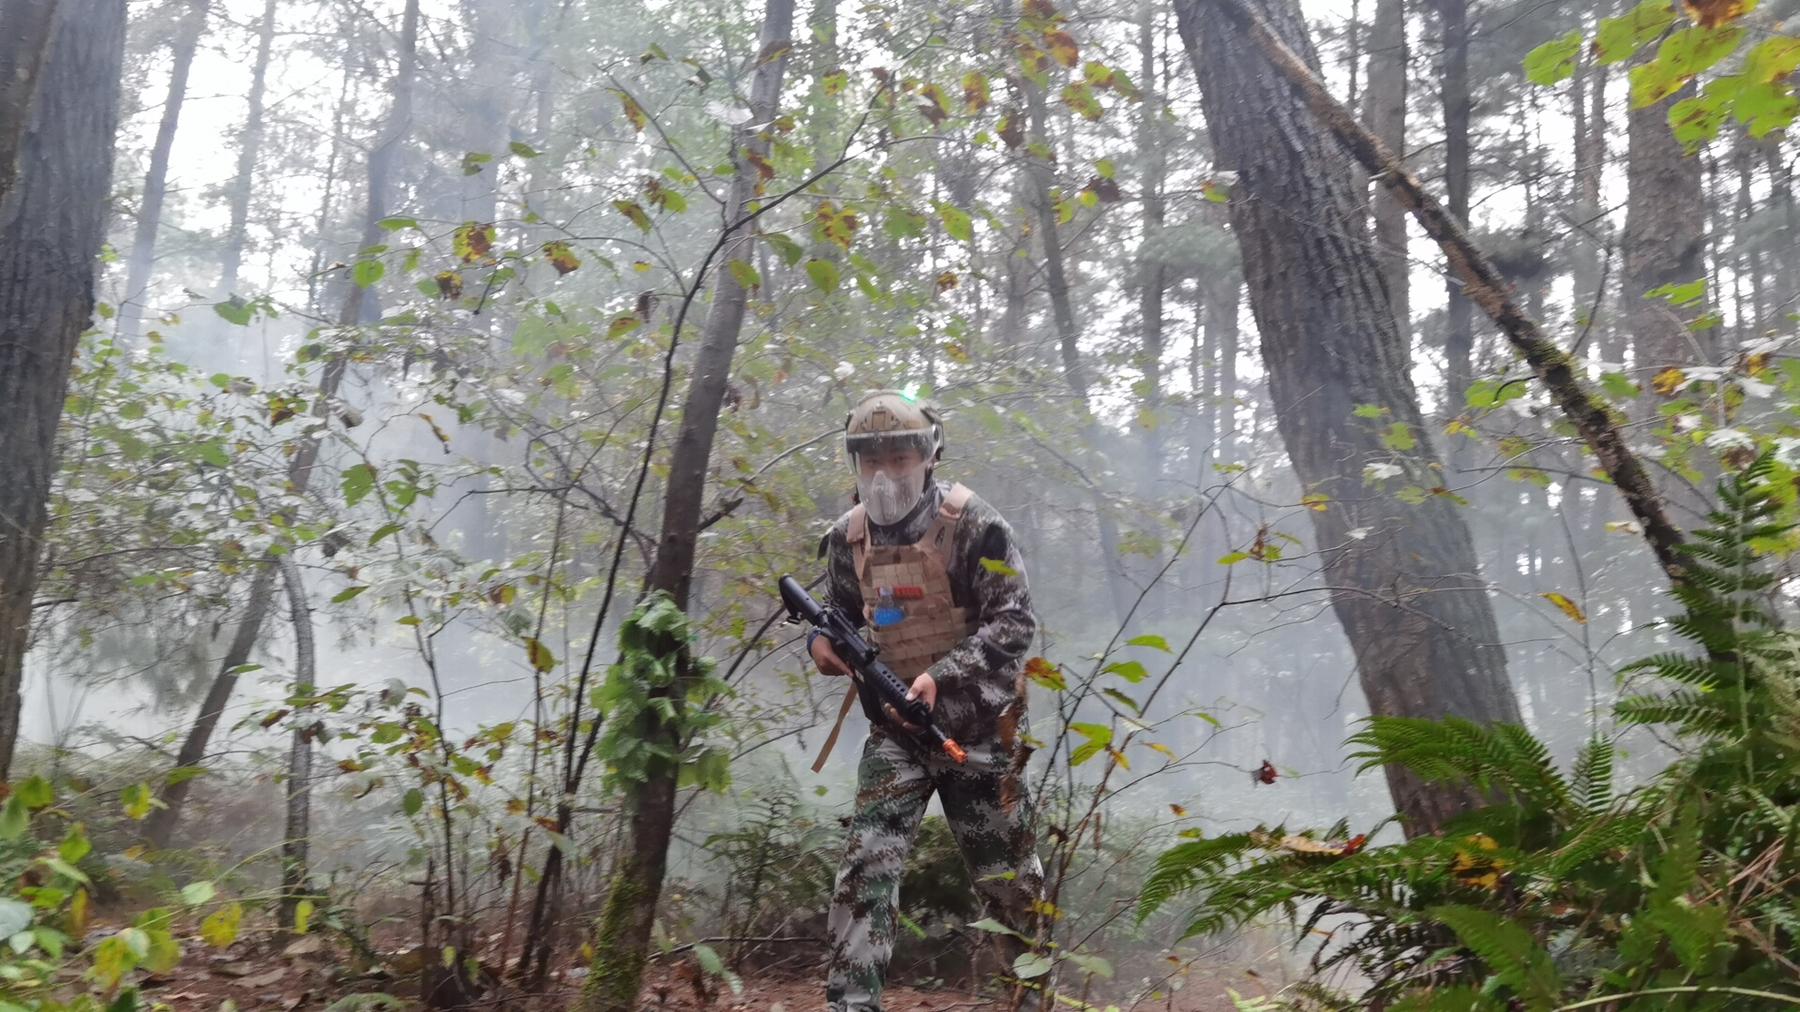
860 467 924 525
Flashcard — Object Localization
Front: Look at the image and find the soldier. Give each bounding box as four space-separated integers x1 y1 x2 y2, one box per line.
807 390 1045 1012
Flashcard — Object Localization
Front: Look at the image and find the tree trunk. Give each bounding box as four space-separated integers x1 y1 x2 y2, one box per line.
1204 261 1241 466
1438 0 1473 411
0 0 126 780
1624 70 1707 372
0 0 60 206
1363 0 1407 341
278 555 314 930
1176 0 1521 836
143 0 420 847
1136 0 1168 488
1023 76 1134 625
217 0 276 299
577 4 792 1009
118 0 209 345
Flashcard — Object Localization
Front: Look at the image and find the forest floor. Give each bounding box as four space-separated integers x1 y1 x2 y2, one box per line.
111 929 1274 1010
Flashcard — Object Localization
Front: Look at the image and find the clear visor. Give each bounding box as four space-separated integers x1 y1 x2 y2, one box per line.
846 427 937 479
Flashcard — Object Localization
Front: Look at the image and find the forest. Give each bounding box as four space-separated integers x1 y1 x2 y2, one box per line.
0 0 1797 1007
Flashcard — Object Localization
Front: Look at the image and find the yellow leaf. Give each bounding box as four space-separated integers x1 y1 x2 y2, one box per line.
1147 742 1177 760
1683 0 1748 28
1652 367 1686 396
1541 591 1587 624
201 902 243 948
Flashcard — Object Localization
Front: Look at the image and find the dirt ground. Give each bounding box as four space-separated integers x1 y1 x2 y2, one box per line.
117 935 1278 1011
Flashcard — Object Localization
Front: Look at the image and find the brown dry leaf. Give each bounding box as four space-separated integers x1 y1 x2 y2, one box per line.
244 966 289 988
1682 0 1749 27
282 934 325 959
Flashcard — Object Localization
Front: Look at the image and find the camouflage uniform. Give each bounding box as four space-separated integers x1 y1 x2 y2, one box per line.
818 480 1044 1012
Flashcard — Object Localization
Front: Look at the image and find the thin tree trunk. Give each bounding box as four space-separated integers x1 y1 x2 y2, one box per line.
0 0 59 205
118 0 209 345
1137 0 1168 488
0 0 126 780
217 0 276 298
278 555 314 929
1178 0 1521 836
577 4 792 1009
1364 0 1407 340
1439 0 1473 411
1204 263 1241 466
1624 63 1707 372
1023 77 1134 624
143 0 420 847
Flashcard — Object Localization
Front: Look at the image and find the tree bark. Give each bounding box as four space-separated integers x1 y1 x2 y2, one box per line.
1624 75 1708 371
278 555 314 930
118 0 210 345
1363 0 1407 341
0 0 125 780
0 0 59 206
1177 0 1521 835
217 0 276 299
1438 0 1473 410
143 0 420 846
577 3 792 1009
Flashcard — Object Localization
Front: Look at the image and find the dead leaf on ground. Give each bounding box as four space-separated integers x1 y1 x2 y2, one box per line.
244 966 289 988
282 934 325 959
212 961 257 978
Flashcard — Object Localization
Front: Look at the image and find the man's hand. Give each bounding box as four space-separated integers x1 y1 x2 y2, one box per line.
883 672 937 733
810 635 851 677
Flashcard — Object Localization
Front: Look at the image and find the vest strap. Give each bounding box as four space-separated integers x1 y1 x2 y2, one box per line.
811 682 860 773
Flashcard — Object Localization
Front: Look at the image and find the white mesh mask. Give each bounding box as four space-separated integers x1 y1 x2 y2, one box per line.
849 427 937 526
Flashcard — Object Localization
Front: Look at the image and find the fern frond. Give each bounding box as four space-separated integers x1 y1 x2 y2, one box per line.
1570 736 1614 815
1136 833 1253 921
1426 905 1561 1007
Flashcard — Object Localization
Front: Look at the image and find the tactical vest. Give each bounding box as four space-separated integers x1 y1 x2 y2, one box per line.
811 483 980 771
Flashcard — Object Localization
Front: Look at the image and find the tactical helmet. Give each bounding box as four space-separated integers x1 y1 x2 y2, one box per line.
844 390 944 464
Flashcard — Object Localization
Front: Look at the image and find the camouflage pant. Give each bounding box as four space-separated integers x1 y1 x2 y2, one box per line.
826 729 1044 1012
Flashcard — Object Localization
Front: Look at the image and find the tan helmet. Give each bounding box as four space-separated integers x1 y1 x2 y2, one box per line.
845 390 943 464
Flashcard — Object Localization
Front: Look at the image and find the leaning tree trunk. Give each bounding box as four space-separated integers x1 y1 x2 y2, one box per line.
277 555 314 929
143 0 420 848
0 0 126 781
1177 0 1522 836
577 3 792 1009
217 0 276 299
118 0 209 345
0 0 60 206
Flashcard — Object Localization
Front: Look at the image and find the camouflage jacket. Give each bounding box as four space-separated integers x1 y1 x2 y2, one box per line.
819 480 1038 746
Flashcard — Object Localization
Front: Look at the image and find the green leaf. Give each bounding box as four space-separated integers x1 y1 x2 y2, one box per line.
1601 372 1641 399
526 637 557 673
1103 660 1149 684
369 522 404 546
937 203 974 242
58 824 90 865
198 440 230 467
967 916 1023 938
121 783 155 821
805 258 840 293
341 463 377 508
41 857 87 884
1217 551 1250 565
180 881 216 906
1648 278 1707 305
1465 378 1526 409
762 232 804 265
353 259 385 288
91 933 138 988
1525 31 1582 86
1352 403 1388 419
403 788 424 817
1381 421 1417 451
0 900 32 940
213 299 254 326
509 140 541 158
0 797 26 841
14 776 52 810
614 199 653 232
1066 952 1113 979
377 216 418 231
979 557 1019 577
1597 0 1678 65
727 258 761 291
1126 634 1171 652
331 585 368 604
1012 952 1053 979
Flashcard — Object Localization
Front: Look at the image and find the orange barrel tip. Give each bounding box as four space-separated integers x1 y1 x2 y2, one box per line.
943 739 968 764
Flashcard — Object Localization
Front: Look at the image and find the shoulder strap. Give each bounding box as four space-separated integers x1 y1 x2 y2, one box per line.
920 483 973 563
846 505 870 580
